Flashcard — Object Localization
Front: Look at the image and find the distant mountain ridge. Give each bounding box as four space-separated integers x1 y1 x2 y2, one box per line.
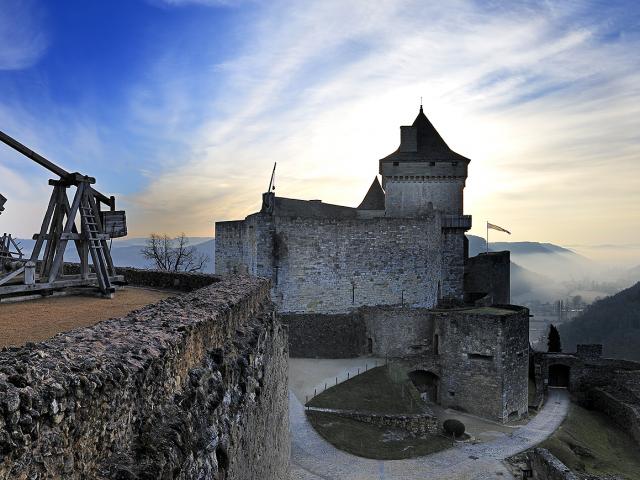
559 281 640 361
13 237 216 274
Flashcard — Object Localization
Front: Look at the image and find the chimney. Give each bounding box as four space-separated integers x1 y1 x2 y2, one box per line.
399 126 417 152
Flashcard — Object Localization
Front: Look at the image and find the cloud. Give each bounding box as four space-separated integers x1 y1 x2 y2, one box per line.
2 0 638 249
0 0 47 70
122 0 639 247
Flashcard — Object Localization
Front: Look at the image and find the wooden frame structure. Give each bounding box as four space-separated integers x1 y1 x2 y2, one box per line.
0 131 126 298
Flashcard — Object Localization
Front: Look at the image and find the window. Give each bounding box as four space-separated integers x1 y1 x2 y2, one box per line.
452 162 458 166
434 334 440 355
448 391 455 397
468 353 493 361
429 162 435 166
393 161 399 166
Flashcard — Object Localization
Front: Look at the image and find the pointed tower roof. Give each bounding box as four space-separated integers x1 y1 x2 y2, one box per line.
357 177 385 210
380 106 470 164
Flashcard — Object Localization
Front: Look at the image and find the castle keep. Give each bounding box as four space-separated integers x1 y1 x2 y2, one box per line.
215 106 529 422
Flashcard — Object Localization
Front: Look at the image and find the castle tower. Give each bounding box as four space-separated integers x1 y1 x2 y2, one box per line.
379 106 470 216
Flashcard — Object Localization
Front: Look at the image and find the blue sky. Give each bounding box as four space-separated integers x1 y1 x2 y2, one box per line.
0 0 639 261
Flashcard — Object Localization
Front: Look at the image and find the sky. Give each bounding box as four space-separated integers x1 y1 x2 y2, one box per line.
0 0 639 261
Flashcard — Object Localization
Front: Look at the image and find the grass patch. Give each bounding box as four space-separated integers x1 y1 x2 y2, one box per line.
540 402 640 479
307 411 450 460
307 365 426 414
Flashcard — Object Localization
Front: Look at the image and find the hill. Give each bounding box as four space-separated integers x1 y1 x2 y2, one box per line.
467 235 592 279
559 281 640 361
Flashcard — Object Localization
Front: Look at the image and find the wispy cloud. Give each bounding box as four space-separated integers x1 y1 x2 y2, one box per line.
1 0 639 251
0 0 47 70
121 0 639 247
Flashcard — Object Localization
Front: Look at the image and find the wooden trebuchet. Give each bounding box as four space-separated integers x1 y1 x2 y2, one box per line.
0 130 126 298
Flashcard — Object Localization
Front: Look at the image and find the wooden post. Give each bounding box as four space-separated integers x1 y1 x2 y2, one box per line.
24 261 36 285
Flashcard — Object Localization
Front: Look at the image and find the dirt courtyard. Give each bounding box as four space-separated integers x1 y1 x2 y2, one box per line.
0 287 173 348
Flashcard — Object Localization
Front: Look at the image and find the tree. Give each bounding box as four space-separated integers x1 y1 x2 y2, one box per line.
548 324 562 353
141 233 209 272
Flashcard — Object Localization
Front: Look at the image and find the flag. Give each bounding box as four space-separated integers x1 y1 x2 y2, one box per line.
487 222 511 234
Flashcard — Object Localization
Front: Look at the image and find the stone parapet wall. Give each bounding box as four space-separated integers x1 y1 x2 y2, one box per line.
527 448 580 480
0 274 289 480
63 264 221 291
309 408 438 436
588 387 640 445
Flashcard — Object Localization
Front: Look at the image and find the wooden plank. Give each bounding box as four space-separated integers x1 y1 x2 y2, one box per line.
0 266 25 286
0 275 124 295
48 183 84 282
101 211 127 238
60 232 109 240
29 187 58 264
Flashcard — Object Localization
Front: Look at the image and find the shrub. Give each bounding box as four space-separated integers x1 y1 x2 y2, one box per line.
443 419 465 438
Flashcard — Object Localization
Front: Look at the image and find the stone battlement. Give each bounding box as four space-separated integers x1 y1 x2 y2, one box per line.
0 272 289 480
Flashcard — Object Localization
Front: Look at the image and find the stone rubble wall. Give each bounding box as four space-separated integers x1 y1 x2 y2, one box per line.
308 407 439 437
63 264 221 291
527 448 580 480
0 273 289 480
533 350 640 446
588 387 640 445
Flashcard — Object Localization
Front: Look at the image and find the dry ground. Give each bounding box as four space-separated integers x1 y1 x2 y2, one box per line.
0 287 173 347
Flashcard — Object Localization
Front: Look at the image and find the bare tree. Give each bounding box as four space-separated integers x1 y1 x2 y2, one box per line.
141 233 209 272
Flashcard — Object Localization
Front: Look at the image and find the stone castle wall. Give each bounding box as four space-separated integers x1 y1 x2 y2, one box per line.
533 349 640 445
287 305 529 422
383 177 465 215
0 274 289 480
217 214 446 314
284 313 367 358
434 308 529 421
464 251 511 304
273 215 443 313
214 220 247 274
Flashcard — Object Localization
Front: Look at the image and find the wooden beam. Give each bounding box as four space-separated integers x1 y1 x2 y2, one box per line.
59 232 110 241
0 266 25 286
47 182 84 282
0 275 124 295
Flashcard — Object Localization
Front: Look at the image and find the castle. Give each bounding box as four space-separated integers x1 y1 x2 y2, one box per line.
215 106 529 422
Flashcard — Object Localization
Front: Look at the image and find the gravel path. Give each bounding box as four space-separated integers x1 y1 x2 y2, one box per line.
0 287 172 347
290 388 569 479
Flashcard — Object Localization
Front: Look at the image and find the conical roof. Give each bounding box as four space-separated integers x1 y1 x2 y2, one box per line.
380 106 470 163
357 177 385 210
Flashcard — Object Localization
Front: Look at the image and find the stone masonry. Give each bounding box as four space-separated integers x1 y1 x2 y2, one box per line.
0 273 289 480
215 106 525 424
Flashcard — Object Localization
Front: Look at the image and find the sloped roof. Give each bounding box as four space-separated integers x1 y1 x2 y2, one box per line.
380 106 470 164
357 177 385 210
274 197 357 219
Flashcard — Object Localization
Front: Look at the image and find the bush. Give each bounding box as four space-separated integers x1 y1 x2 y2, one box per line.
443 419 465 438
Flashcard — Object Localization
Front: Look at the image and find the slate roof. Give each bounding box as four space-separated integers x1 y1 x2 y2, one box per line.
357 177 385 210
380 106 470 164
274 197 357 219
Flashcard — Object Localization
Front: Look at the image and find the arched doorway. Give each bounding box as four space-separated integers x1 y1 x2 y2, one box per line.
408 370 440 404
548 364 570 388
